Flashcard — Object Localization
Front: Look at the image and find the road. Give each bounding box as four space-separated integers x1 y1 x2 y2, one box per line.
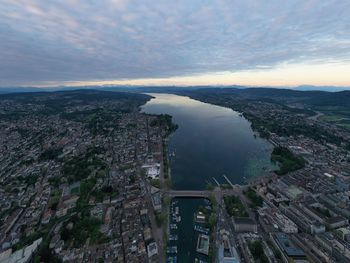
308 111 324 121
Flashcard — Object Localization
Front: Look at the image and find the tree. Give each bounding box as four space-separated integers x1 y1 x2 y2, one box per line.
249 240 264 259
208 214 217 228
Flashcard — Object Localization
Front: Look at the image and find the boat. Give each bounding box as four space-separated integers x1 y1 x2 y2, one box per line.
170 223 178 230
194 258 207 263
169 234 178 241
194 224 210 234
167 246 178 254
167 256 177 263
205 205 212 211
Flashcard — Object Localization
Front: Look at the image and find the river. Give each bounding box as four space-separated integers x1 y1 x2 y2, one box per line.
141 93 275 262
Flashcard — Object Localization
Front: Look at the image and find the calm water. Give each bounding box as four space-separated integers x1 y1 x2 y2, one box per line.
142 93 275 190
168 198 210 262
141 93 274 262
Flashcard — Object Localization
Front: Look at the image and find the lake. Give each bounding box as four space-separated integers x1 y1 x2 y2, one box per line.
141 93 275 190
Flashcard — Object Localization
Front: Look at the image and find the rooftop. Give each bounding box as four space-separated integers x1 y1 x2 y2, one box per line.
274 233 305 257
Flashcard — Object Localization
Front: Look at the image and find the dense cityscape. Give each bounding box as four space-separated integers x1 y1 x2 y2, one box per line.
174 88 350 263
1 0 350 262
0 88 349 263
0 91 174 262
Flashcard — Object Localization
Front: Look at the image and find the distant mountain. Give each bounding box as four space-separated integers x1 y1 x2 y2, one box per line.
0 89 151 109
0 84 349 95
293 85 350 92
174 87 350 108
0 87 44 94
0 85 205 95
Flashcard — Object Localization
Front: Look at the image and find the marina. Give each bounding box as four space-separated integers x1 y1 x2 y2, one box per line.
167 198 211 262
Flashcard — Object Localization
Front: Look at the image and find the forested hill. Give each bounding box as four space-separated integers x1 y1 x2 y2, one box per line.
178 87 350 107
0 89 151 109
1 86 349 108
0 90 152 120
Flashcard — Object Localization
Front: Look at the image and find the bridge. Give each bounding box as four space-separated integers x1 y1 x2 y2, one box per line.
162 173 271 199
163 187 244 202
165 190 212 198
163 189 230 205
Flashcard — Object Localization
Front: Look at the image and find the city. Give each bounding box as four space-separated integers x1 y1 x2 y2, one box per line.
1 1 350 263
0 88 349 263
0 91 172 262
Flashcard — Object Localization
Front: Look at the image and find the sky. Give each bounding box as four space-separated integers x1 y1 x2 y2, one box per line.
0 0 350 88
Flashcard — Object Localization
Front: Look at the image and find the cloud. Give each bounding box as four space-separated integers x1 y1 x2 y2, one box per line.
0 0 349 86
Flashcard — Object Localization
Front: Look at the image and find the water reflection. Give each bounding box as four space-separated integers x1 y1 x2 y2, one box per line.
142 93 275 190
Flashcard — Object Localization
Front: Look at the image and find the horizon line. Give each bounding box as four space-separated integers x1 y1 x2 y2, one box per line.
1 83 350 91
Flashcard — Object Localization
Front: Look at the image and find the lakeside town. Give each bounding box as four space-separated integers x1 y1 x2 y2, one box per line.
0 91 173 263
179 90 350 263
0 89 350 263
1 0 350 262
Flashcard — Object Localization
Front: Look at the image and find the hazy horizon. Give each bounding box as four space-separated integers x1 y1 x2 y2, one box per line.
1 84 350 93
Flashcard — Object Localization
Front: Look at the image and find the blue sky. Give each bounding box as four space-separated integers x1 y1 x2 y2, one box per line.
0 0 350 87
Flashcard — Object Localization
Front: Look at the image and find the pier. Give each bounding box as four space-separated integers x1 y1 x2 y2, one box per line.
212 177 220 186
223 174 234 188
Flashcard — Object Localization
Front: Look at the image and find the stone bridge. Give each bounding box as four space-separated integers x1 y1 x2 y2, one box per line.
165 190 212 198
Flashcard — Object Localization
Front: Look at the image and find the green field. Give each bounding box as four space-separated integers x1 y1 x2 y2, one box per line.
313 105 350 130
319 114 350 130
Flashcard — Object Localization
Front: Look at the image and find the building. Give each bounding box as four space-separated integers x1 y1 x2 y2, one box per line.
311 221 326 234
142 163 160 179
194 211 206 224
41 209 53 224
233 218 257 233
337 227 350 242
196 234 210 255
218 230 240 263
147 242 158 258
150 186 162 212
143 228 152 242
0 238 42 263
326 216 348 229
272 233 307 261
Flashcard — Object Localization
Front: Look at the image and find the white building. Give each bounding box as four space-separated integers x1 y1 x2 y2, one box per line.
147 242 158 258
142 163 160 179
0 238 42 263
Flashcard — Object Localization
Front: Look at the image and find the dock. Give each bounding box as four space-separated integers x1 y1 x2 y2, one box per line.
223 174 234 188
212 177 220 186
